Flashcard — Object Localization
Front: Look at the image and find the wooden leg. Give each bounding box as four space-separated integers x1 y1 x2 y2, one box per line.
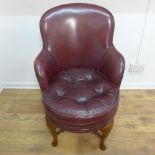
45 116 58 146
99 120 114 150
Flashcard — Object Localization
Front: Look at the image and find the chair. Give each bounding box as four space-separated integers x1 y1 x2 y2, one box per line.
34 3 125 150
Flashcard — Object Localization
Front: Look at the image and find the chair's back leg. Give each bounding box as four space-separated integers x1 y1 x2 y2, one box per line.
99 119 114 150
45 116 58 146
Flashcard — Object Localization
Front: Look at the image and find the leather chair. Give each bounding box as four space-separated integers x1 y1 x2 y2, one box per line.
34 3 125 150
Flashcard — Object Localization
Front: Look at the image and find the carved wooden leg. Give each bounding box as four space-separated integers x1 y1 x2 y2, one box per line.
99 120 114 150
45 116 58 146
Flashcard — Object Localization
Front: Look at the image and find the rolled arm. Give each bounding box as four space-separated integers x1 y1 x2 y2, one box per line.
99 45 125 87
34 49 58 91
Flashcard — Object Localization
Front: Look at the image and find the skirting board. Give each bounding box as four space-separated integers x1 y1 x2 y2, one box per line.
0 83 3 93
0 82 155 91
121 82 155 89
1 82 39 90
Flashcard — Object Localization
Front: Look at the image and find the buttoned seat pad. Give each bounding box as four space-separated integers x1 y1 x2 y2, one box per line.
43 68 119 130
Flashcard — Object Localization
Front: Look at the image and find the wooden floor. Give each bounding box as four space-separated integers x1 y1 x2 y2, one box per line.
0 89 155 155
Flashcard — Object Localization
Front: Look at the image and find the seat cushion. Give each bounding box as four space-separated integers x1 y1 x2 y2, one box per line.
42 68 119 132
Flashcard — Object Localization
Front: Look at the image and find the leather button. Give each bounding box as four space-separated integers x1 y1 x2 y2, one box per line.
85 73 92 81
95 87 104 95
76 97 87 103
55 88 65 97
61 74 75 84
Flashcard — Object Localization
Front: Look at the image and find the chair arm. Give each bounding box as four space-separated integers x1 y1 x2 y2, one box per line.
99 45 125 87
34 50 58 91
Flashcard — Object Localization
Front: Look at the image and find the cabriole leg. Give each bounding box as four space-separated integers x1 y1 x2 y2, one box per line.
45 116 58 146
100 120 114 150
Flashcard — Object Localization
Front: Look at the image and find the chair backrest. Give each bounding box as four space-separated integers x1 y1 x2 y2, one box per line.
40 3 115 70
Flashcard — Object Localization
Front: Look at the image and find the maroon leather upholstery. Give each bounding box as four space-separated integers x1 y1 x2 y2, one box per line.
34 3 125 132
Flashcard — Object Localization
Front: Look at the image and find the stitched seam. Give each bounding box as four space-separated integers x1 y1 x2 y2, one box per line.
97 45 113 71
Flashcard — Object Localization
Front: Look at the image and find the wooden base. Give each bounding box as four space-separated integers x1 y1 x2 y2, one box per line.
45 116 114 151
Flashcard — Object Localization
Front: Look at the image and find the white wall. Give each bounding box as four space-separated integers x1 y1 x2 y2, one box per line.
0 0 155 89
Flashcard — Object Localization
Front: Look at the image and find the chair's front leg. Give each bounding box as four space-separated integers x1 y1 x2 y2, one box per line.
100 120 114 150
45 116 58 146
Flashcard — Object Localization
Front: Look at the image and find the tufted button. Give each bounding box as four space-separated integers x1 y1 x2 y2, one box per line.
95 87 104 95
85 73 92 81
61 74 72 82
76 97 87 103
55 88 65 97
61 74 75 84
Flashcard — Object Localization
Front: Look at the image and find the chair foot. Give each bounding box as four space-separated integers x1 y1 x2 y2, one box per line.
45 116 58 147
100 143 106 150
99 120 114 151
52 140 58 146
